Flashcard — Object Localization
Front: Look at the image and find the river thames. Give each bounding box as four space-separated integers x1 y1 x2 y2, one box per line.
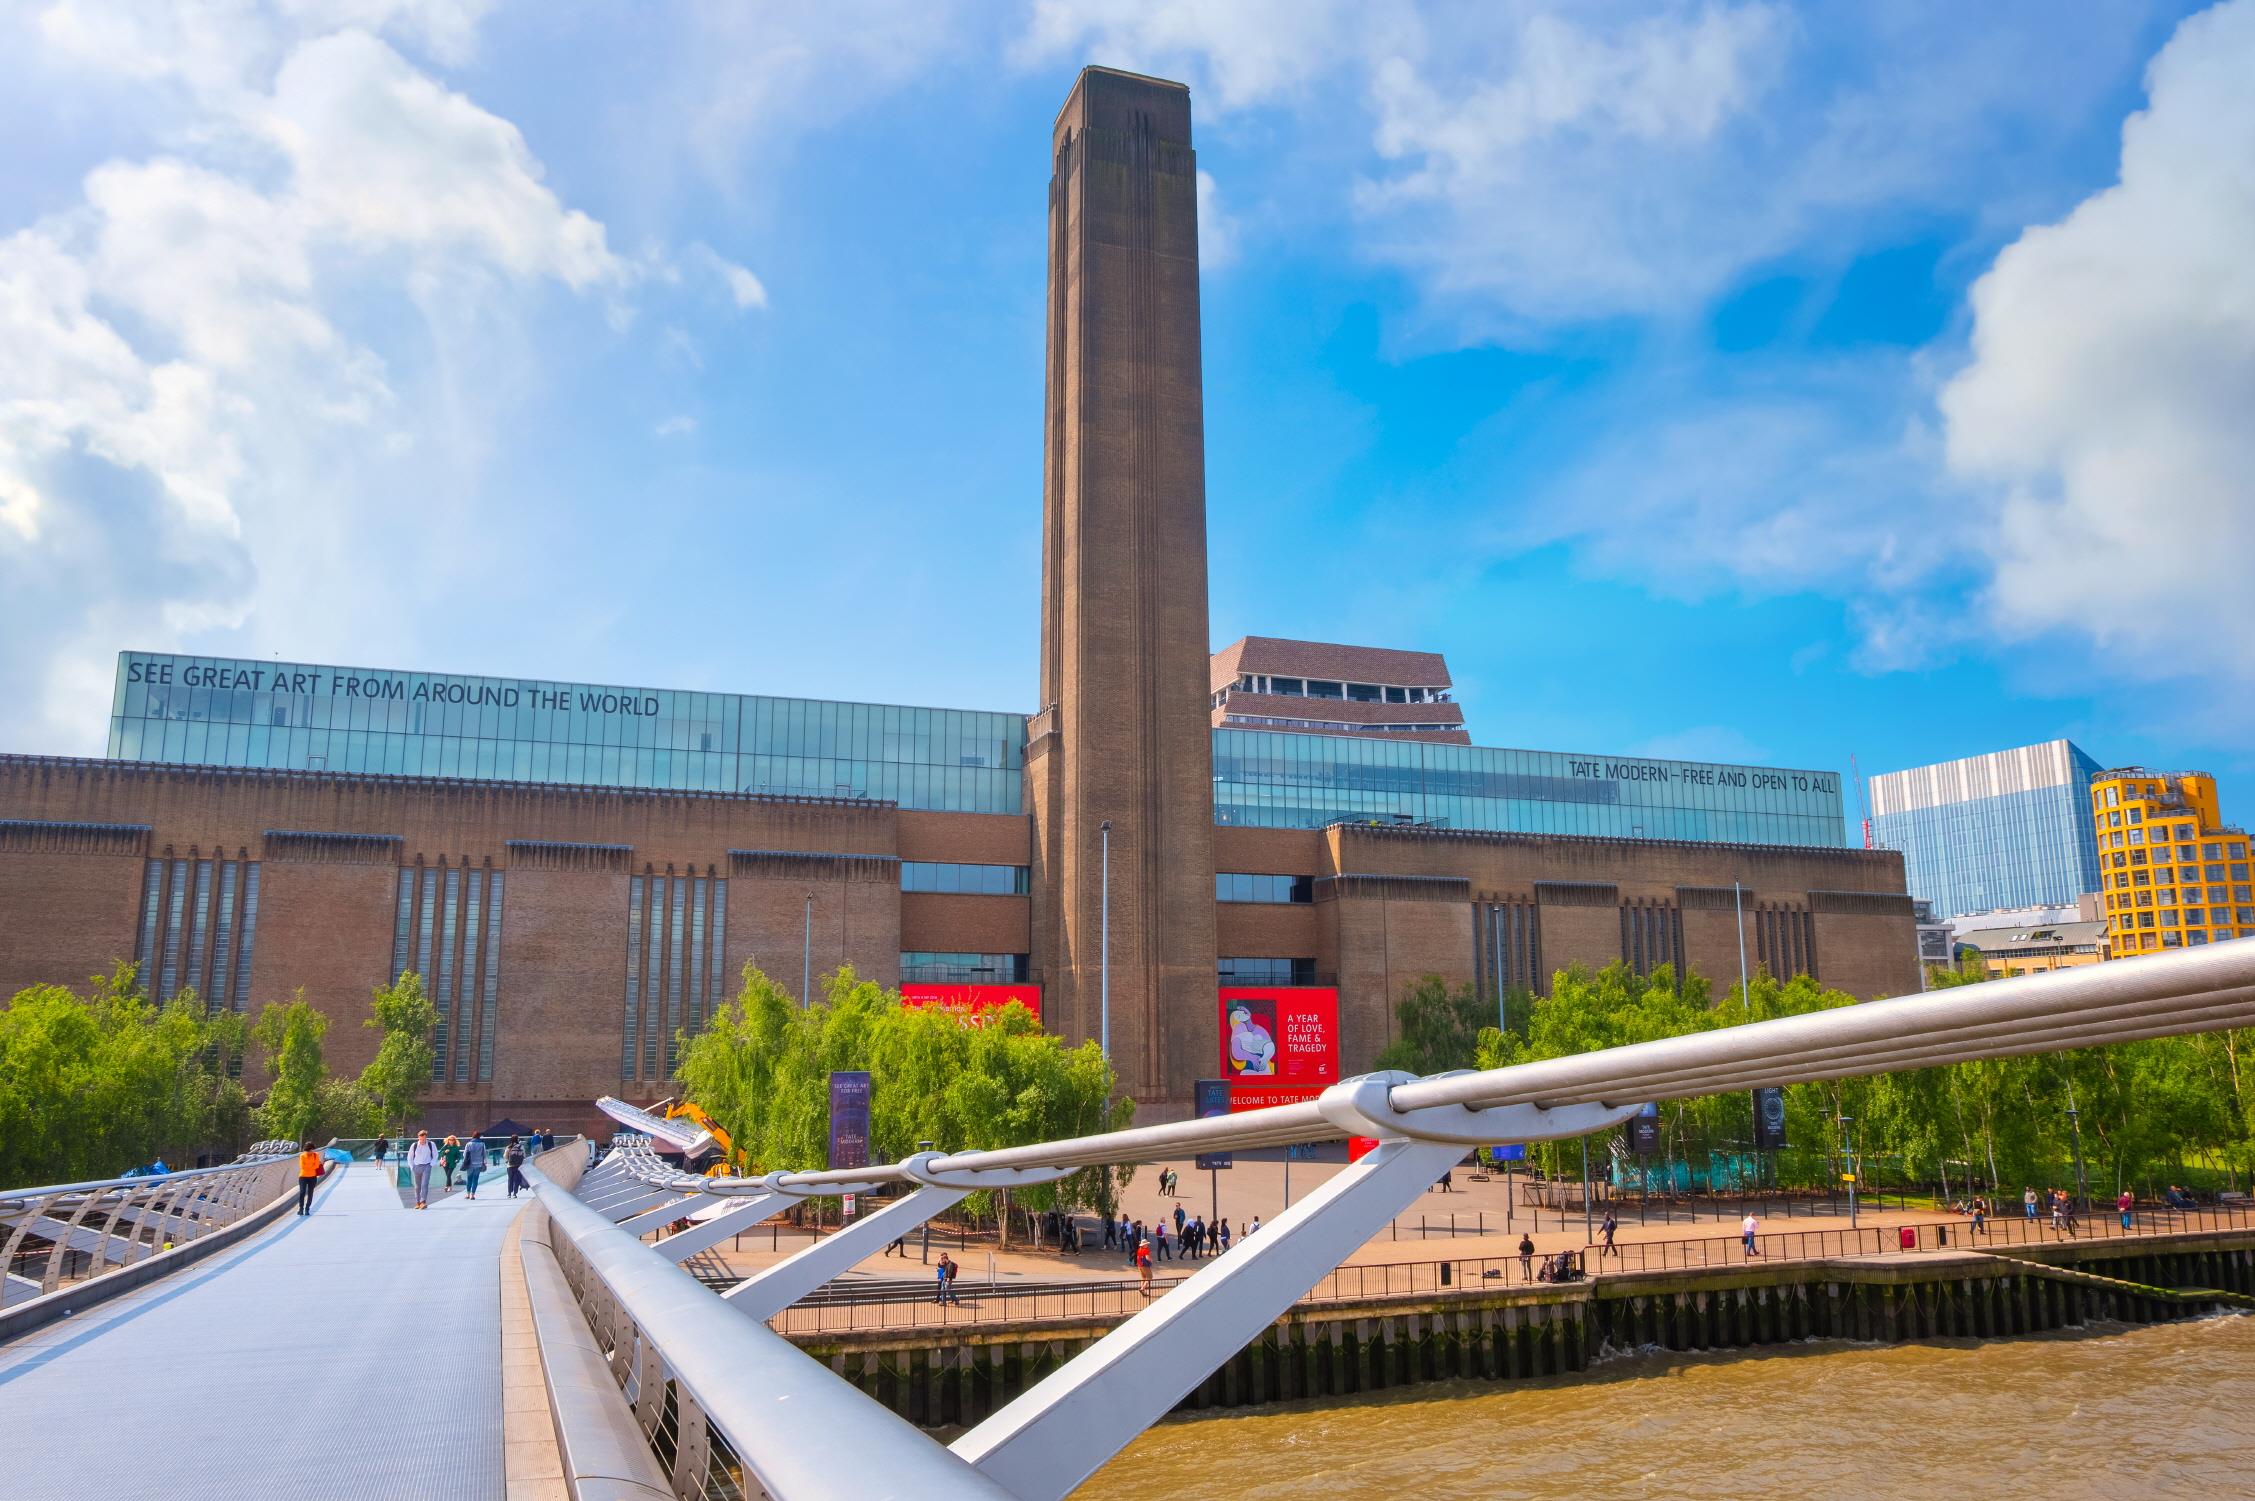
1078 1315 2254 1499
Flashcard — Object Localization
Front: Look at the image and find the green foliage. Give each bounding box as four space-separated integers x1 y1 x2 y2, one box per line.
678 964 1136 1234
1373 974 1502 1076
0 964 251 1183
1474 960 2255 1198
359 970 438 1129
251 992 378 1144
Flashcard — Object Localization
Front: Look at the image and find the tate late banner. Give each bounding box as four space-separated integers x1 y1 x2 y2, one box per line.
1218 986 1340 1086
1194 1079 1234 1171
898 983 1043 1023
828 1070 871 1171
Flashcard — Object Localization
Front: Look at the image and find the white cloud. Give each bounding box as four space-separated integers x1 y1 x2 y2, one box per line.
1940 0 2255 681
654 414 696 438
1195 169 1237 269
0 6 635 749
1013 0 1366 111
687 243 767 310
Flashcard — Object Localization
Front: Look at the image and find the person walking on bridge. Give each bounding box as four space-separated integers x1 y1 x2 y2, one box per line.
504 1136 528 1198
406 1130 438 1209
462 1136 488 1200
295 1142 323 1216
440 1135 463 1190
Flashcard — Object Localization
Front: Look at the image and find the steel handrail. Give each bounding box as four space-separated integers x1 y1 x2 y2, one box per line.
0 1150 296 1208
592 939 2255 1195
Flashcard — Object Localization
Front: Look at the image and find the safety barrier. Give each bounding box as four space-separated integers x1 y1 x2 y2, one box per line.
0 1147 303 1319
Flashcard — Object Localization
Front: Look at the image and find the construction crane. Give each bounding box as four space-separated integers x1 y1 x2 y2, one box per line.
1850 752 1874 850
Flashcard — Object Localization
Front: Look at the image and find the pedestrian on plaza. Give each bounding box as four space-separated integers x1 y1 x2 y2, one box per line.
1217 1218 1232 1253
1135 1237 1153 1296
406 1129 438 1209
1971 1196 1986 1234
1120 1214 1134 1259
1438 1169 1453 1194
1153 1221 1172 1261
1518 1232 1535 1280
2024 1186 2039 1221
1741 1212 1761 1257
1173 1204 1186 1238
504 1136 528 1198
2049 1188 2065 1232
440 1134 463 1190
2117 1188 2135 1231
295 1141 323 1216
1246 1215 1260 1237
462 1135 489 1200
1599 1210 1619 1259
934 1255 951 1305
1103 1212 1117 1250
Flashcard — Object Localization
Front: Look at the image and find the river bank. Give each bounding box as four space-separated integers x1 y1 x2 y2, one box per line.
790 1228 2255 1428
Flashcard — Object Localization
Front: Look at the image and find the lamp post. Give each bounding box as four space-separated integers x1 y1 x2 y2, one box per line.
1733 879 1751 1012
2066 1083 2090 1214
1098 820 1112 1061
1840 1113 1858 1229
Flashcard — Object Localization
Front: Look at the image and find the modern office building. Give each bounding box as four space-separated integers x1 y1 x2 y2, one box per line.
1954 917 2106 977
0 68 1920 1133
1869 740 2105 920
2088 768 2253 959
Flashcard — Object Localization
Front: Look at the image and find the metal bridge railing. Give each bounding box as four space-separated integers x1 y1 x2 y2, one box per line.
1 1146 304 1310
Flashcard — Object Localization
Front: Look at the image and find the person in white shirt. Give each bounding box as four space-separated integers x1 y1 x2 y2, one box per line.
1741 1212 1762 1257
405 1130 439 1209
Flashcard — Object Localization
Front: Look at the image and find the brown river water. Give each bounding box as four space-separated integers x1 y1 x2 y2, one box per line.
1075 1315 2255 1500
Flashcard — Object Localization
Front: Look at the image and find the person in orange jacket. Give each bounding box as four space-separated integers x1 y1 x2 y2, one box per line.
295 1142 323 1216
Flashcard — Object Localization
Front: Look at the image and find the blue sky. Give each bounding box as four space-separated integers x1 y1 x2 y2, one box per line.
3 0 2252 836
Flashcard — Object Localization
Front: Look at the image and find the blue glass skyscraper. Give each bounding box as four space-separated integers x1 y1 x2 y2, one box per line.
1869 739 2104 919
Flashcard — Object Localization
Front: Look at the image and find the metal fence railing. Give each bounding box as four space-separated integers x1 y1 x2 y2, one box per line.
1 1146 304 1310
749 1200 2255 1336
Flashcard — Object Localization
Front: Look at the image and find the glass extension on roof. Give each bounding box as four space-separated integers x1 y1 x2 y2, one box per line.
108 652 1024 814
1212 727 1844 847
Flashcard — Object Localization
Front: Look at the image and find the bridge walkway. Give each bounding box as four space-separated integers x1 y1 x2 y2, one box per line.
0 1156 525 1500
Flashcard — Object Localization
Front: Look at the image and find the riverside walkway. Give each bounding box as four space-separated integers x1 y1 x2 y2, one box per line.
0 1157 524 1500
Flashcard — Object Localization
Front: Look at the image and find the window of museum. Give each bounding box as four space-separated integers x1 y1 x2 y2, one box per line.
901 861 1032 896
900 951 1029 984
1218 957 1318 986
1216 872 1314 903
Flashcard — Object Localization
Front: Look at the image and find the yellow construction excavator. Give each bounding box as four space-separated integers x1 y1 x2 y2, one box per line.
658 1099 749 1177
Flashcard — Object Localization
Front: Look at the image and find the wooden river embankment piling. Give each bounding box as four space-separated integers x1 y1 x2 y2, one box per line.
787 1230 2255 1428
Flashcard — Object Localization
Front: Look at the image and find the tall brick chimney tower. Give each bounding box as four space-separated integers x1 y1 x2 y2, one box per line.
1028 68 1217 1113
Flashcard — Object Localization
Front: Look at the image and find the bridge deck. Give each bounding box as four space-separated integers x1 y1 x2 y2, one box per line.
0 1158 524 1500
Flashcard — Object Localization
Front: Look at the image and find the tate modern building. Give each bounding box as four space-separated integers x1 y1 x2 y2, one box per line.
0 70 1917 1133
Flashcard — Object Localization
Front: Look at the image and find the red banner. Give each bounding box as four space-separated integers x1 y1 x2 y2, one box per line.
900 983 1042 1023
1219 986 1339 1086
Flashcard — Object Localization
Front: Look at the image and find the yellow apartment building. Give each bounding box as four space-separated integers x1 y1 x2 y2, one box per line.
2090 768 2253 958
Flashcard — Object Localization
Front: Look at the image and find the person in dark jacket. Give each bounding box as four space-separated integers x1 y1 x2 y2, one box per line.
504 1136 529 1198
462 1136 489 1200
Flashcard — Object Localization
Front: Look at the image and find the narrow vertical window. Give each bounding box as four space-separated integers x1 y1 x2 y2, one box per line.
159 857 189 1001
665 876 687 1075
416 868 437 979
135 858 165 981
688 876 708 1040
479 873 503 1083
232 864 260 1011
186 859 214 1006
624 874 644 1079
391 868 414 982
434 868 460 1081
642 877 665 1078
457 871 483 1083
708 880 728 1021
211 860 239 1013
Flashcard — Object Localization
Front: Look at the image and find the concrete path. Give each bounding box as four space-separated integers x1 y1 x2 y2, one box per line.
0 1158 524 1500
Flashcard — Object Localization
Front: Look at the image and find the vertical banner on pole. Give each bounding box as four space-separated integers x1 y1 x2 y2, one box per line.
1752 1088 1787 1150
1630 1102 1661 1156
1193 1079 1234 1171
828 1070 871 1171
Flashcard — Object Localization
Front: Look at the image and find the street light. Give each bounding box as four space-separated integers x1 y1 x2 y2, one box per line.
1098 819 1111 1061
2065 1082 2090 1214
1839 1113 1858 1229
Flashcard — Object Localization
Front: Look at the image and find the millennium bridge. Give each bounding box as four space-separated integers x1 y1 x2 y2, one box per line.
4 941 2254 1499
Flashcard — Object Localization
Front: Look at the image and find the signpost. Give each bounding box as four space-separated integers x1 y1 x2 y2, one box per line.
1194 1079 1233 1225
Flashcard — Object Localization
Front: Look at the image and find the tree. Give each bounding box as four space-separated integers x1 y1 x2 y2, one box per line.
0 964 251 1182
360 971 438 1130
252 992 375 1143
677 964 1134 1244
1373 974 1502 1077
